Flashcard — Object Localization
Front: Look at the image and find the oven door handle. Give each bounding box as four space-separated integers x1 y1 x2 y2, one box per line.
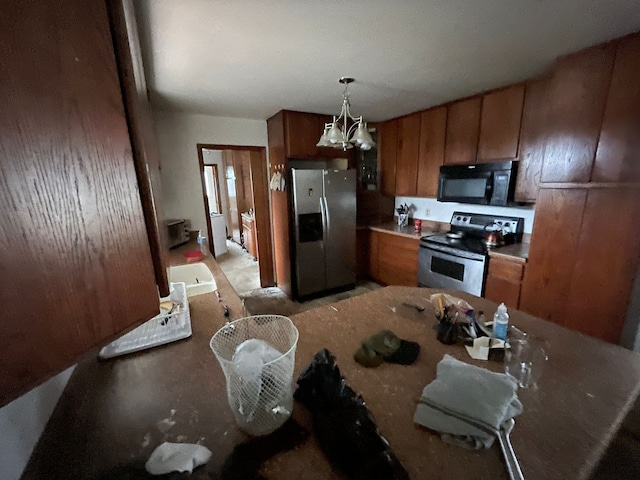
420 243 485 262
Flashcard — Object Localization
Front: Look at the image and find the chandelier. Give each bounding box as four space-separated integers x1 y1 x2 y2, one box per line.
316 77 376 151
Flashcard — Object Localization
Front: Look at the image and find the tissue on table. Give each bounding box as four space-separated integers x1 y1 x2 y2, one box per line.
413 354 522 449
145 442 212 475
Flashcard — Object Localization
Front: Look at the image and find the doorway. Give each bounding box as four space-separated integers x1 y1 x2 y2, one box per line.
197 144 275 288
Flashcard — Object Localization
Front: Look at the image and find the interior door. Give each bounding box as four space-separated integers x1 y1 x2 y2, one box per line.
324 169 356 290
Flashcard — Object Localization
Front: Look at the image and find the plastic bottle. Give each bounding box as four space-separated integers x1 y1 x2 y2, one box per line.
492 303 509 340
197 230 208 256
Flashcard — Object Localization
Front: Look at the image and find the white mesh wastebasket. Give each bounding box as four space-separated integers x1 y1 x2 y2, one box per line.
210 315 299 436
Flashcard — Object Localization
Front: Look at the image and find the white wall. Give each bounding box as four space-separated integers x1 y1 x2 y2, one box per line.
154 111 268 234
0 366 75 480
395 196 536 234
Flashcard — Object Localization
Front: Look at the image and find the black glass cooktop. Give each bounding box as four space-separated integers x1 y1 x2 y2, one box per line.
421 232 488 255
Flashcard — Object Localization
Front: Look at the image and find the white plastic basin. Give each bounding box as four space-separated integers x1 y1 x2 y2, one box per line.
168 263 217 297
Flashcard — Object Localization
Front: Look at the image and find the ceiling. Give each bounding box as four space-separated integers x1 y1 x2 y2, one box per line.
136 0 640 122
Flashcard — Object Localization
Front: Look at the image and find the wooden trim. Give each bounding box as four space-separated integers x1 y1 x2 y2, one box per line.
197 145 215 257
197 144 275 286
540 182 640 190
197 143 264 152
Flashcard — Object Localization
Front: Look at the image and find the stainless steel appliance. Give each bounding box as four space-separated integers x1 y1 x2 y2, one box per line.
437 161 518 206
291 168 356 299
166 219 190 249
418 212 524 296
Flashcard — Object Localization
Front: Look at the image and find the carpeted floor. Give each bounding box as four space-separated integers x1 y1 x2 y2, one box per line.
215 239 380 316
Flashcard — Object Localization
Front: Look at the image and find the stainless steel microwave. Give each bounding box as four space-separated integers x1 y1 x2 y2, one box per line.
437 161 518 206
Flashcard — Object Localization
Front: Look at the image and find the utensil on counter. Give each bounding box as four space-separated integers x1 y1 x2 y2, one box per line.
497 418 525 480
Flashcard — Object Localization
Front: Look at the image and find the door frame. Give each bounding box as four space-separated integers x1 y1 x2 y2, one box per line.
197 144 275 287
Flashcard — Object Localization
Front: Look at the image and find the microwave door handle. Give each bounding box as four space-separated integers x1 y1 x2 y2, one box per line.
485 173 494 201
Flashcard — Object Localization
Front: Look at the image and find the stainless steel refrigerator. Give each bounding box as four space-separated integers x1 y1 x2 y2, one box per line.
291 169 356 299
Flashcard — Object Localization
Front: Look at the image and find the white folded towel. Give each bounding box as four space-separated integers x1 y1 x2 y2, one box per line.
413 354 522 449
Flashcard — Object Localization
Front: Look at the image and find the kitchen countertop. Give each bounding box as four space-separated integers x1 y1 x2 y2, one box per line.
488 242 530 262
22 280 640 479
368 222 530 262
367 221 443 239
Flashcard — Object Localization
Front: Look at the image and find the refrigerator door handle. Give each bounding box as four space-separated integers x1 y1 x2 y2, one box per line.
319 196 327 239
323 196 330 238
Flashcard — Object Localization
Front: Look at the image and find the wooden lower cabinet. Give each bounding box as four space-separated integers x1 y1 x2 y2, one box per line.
484 257 525 309
241 214 257 259
368 231 419 286
520 186 640 343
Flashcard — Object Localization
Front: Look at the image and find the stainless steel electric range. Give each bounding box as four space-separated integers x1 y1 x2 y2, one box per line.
418 211 525 296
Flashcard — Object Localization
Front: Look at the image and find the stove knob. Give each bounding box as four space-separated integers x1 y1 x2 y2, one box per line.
456 216 461 221
497 221 502 225
504 222 510 228
463 217 468 222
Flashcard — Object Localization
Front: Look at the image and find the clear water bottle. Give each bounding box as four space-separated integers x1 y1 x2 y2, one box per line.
492 303 509 340
197 230 208 256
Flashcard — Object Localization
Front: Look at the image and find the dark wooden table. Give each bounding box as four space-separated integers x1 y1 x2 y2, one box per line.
23 285 640 479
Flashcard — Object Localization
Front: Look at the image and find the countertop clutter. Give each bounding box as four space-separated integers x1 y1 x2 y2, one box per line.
23 283 640 479
368 221 529 261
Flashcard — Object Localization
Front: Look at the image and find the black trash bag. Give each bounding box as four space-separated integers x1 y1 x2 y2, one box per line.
220 418 309 480
294 349 410 480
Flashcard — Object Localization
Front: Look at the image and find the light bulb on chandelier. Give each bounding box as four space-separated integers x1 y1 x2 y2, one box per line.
316 77 376 151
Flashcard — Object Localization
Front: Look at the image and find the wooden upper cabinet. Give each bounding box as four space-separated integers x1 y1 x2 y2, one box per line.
109 0 169 296
592 33 640 183
540 43 616 183
444 97 481 165
416 107 447 197
477 84 525 162
514 77 551 202
395 113 421 196
283 110 349 159
379 119 398 196
0 0 160 407
284 111 322 157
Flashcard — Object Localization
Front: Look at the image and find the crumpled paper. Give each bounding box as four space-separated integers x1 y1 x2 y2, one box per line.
145 442 212 475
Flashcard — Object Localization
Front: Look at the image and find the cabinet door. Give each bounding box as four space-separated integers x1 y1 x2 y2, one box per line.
416 107 447 197
484 257 524 309
377 234 419 286
368 231 380 281
520 189 587 323
395 113 421 196
284 111 322 157
0 0 159 407
444 97 482 165
379 120 398 196
109 0 169 296
356 228 371 278
540 44 616 183
477 84 525 162
592 34 640 183
514 77 551 202
563 188 640 343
